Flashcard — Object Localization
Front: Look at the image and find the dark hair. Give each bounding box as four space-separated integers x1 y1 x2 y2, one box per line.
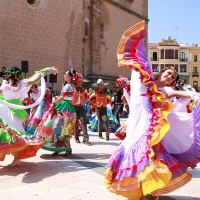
67 69 77 77
63 69 77 85
31 84 38 89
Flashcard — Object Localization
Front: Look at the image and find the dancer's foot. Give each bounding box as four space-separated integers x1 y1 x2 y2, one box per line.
99 136 104 139
8 159 21 167
75 139 81 143
106 136 109 141
52 152 59 156
151 196 159 200
83 139 91 145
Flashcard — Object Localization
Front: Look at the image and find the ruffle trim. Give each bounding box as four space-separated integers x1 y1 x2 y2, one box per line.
171 100 200 169
0 118 43 160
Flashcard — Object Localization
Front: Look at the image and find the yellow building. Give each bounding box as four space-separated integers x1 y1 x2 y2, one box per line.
189 46 200 91
148 36 190 84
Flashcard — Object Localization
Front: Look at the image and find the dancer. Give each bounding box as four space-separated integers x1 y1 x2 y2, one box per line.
71 73 91 144
104 21 200 200
114 75 130 141
27 84 51 135
113 84 123 124
36 69 77 156
89 79 111 141
88 100 120 133
0 66 58 166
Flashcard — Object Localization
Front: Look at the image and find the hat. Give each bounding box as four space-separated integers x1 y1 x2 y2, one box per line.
183 84 196 92
92 79 109 87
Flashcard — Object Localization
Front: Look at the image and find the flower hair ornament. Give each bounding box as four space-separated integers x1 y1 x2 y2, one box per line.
72 72 82 82
6 67 22 81
175 79 184 90
115 75 130 88
71 71 90 82
115 75 130 94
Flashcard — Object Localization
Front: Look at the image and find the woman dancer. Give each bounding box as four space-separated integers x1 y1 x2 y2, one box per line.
0 66 58 166
114 75 130 141
36 69 77 156
104 21 200 200
27 84 51 135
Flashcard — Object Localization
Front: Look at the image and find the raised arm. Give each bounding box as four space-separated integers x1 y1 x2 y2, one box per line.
25 67 58 87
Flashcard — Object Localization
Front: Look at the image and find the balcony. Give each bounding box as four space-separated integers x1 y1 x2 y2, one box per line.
192 72 199 77
150 58 159 61
179 58 188 62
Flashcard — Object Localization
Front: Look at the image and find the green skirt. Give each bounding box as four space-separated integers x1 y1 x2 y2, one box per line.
55 99 75 112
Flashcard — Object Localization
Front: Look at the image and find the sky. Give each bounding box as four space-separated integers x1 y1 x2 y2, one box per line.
148 0 200 45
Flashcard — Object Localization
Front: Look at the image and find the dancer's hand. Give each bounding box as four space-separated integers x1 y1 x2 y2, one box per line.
51 102 56 108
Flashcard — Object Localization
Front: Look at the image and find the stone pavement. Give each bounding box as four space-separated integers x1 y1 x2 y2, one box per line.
0 118 200 200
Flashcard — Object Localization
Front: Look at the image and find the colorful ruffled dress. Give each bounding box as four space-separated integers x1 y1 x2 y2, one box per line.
36 83 76 153
0 79 44 161
88 103 120 133
27 87 51 135
104 21 200 199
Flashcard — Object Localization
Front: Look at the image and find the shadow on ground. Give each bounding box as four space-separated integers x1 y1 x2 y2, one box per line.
146 194 200 200
0 158 105 184
40 153 108 175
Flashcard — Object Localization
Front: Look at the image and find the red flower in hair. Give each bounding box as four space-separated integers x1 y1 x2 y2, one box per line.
72 72 82 82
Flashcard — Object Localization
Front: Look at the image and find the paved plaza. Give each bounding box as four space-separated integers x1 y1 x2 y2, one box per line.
0 119 200 200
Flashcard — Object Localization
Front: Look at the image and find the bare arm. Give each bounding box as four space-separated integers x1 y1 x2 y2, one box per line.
166 89 191 98
52 96 64 107
26 74 43 87
26 67 58 87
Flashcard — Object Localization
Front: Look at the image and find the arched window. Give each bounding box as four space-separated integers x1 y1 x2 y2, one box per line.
152 52 157 61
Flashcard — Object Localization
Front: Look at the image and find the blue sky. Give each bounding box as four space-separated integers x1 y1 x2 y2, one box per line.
148 0 200 45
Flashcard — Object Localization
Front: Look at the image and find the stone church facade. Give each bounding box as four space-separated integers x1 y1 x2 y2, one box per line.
0 0 148 91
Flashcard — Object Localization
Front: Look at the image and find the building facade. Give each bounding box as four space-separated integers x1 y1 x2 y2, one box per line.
0 0 148 91
189 46 200 91
148 36 190 85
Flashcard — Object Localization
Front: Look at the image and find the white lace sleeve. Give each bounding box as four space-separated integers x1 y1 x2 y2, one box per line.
1 80 8 91
20 80 28 88
161 86 174 101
